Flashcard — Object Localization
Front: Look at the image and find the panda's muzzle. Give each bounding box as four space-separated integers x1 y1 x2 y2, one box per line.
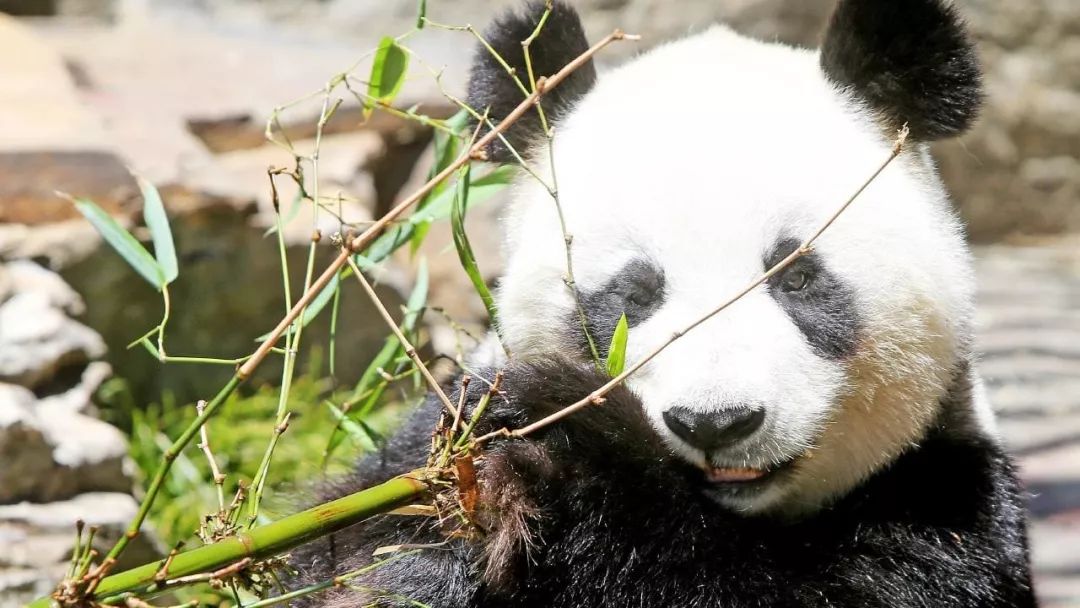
662 405 766 453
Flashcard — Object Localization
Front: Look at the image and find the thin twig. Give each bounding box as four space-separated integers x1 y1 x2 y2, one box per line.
162 557 252 587
345 255 460 419
249 92 336 526
194 401 226 511
474 125 911 443
546 131 601 363
454 372 504 450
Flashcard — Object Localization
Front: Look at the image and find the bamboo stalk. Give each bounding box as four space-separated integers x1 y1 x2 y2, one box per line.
28 474 428 608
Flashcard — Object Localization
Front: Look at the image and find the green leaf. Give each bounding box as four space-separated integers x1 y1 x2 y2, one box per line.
402 258 430 335
360 165 515 268
328 273 343 378
366 37 409 115
416 0 427 28
450 165 498 325
408 221 433 257
262 190 304 237
323 260 429 461
137 337 160 359
410 111 467 255
68 195 164 289
606 313 629 377
136 174 178 285
325 402 379 453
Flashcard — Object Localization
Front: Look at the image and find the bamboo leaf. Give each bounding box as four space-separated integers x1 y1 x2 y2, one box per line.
67 195 164 289
138 337 161 359
606 313 629 377
267 163 507 345
325 402 379 452
366 37 409 115
361 165 514 268
323 260 429 461
416 0 427 28
408 221 432 257
411 150 453 253
402 258 429 335
410 110 468 256
136 174 178 285
450 164 498 325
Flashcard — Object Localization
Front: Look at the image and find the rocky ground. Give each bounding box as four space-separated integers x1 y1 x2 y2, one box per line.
0 0 1077 606
976 236 1080 607
0 261 159 607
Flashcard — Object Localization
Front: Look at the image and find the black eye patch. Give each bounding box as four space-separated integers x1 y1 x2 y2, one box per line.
764 238 860 360
572 259 666 358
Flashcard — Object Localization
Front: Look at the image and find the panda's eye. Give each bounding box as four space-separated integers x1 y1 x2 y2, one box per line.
781 268 811 292
627 287 657 308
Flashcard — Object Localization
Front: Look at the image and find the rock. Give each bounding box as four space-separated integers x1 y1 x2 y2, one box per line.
0 493 159 608
0 151 138 226
5 260 85 315
0 265 11 305
37 361 112 415
0 15 135 226
0 220 102 270
28 12 395 187
184 132 383 245
0 389 65 503
0 12 75 137
56 0 119 20
974 235 1080 607
185 104 455 155
0 384 129 504
59 207 409 408
0 292 106 389
0 0 57 16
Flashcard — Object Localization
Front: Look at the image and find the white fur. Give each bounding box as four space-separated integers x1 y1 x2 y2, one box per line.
490 26 988 514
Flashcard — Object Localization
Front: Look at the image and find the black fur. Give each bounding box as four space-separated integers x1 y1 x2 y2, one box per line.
819 0 983 140
465 1 597 162
574 259 666 358
289 359 1035 607
765 238 860 359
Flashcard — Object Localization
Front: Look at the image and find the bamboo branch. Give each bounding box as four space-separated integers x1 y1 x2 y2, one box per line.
28 474 428 608
345 255 460 419
236 28 635 382
88 375 243 587
195 400 226 511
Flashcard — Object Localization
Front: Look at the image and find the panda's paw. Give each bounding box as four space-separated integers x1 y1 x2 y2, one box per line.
445 358 685 590
459 357 674 476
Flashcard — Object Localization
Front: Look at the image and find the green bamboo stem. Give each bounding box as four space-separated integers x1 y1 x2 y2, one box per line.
29 474 428 608
97 375 243 574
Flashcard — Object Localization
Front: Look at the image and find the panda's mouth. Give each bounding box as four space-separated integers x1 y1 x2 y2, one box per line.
706 466 768 483
704 456 798 487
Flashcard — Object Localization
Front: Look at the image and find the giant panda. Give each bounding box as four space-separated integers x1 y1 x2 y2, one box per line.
289 0 1037 606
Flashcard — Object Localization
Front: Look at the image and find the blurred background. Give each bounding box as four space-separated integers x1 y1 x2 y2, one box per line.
0 0 1076 606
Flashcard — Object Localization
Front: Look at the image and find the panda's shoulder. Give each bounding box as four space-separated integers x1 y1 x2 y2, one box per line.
832 427 1027 543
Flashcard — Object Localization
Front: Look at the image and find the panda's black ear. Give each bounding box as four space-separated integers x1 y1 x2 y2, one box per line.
466 1 596 162
819 0 982 141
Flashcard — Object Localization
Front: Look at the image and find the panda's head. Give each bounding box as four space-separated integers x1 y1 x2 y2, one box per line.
468 0 983 516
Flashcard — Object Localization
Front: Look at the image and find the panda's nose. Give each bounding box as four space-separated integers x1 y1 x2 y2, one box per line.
662 405 765 452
